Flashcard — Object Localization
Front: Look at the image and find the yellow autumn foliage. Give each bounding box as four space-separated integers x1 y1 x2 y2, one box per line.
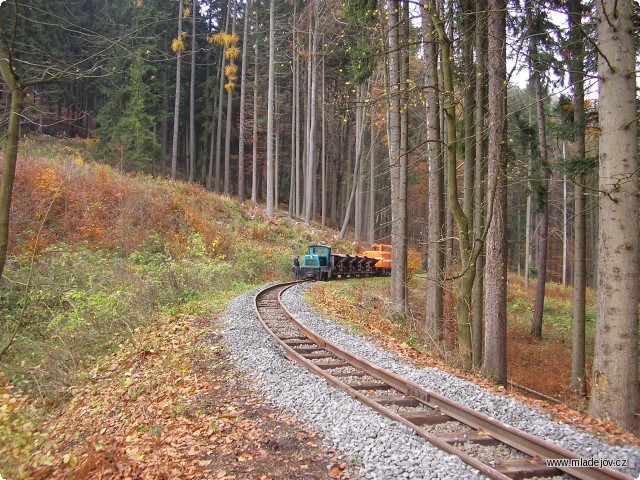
172 37 186 53
225 64 238 80
225 46 241 59
208 31 238 48
225 82 235 94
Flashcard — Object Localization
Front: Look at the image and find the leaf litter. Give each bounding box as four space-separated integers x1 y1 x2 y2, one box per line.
25 313 354 479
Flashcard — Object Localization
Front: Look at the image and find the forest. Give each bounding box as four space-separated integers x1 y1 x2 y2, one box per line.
0 0 638 462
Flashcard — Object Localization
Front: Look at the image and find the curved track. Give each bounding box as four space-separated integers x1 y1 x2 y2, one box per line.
253 282 631 480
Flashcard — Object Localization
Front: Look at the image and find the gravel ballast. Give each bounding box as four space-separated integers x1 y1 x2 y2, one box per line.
220 283 640 479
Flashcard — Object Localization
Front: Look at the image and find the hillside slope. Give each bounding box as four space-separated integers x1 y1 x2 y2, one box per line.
0 135 355 479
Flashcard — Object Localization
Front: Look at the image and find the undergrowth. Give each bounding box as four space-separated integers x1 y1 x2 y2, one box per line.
0 135 337 478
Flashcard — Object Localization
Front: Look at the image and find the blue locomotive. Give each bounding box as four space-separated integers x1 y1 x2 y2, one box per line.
299 244 381 281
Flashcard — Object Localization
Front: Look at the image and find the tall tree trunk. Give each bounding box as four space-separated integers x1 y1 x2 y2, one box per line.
524 155 533 289
302 21 311 219
304 3 319 224
385 0 407 318
295 22 303 217
215 5 231 193
531 184 549 337
339 123 353 226
482 0 508 385
188 0 196 183
367 110 376 244
431 2 475 366
321 41 327 228
462 0 475 228
171 0 184 181
339 84 367 239
161 71 168 176
398 0 409 306
0 49 24 280
330 160 338 226
589 0 638 432
472 0 487 369
354 82 367 241
238 0 250 202
265 0 276 216
224 0 237 195
529 0 551 339
573 177 586 392
567 0 587 395
289 2 298 217
562 166 568 287
207 54 222 190
274 89 280 208
529 26 551 338
422 1 444 344
251 4 259 203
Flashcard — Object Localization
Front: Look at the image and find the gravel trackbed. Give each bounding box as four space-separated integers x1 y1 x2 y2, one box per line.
220 284 640 480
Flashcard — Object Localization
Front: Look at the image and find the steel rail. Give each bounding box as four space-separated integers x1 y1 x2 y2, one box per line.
253 282 632 480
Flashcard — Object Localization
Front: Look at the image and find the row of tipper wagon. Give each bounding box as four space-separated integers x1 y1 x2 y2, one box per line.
299 244 391 281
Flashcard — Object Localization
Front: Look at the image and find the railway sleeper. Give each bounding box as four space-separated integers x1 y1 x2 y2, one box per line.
492 458 561 480
346 382 393 391
284 340 316 346
400 411 452 426
331 371 368 378
293 345 326 353
368 395 420 407
301 353 336 360
437 431 500 447
315 361 350 370
256 300 278 307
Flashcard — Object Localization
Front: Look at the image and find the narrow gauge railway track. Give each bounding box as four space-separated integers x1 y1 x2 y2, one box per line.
253 282 631 480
